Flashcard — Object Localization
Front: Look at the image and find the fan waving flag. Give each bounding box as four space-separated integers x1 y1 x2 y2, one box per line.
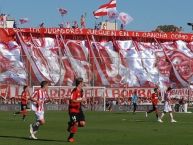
93 0 116 19
19 18 29 24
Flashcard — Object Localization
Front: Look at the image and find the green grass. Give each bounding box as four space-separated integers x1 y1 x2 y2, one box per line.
0 111 193 145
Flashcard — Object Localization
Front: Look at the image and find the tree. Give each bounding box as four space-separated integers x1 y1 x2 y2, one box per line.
154 25 182 32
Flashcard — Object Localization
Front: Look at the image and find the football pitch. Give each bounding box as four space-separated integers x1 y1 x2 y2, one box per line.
0 111 193 145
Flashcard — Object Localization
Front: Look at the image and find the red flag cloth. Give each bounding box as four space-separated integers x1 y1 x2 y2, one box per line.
66 22 71 28
81 15 86 28
58 8 67 16
118 12 133 25
39 22 44 28
0 16 4 25
19 18 28 24
0 15 7 26
93 0 116 19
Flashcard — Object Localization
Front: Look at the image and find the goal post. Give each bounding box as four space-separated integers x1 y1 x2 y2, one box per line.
32 86 106 111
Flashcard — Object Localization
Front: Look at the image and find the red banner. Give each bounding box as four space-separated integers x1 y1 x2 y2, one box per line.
1 85 193 105
170 88 193 100
1 85 191 99
1 28 193 41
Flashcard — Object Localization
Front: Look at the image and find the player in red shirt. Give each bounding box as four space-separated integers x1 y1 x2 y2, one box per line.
146 88 160 119
67 77 86 143
14 85 29 121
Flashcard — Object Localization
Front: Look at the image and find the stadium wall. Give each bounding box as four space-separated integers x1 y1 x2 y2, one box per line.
0 104 166 112
0 85 192 106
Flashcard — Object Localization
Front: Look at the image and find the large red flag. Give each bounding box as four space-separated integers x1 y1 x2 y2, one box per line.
93 0 116 19
58 8 67 16
19 18 29 24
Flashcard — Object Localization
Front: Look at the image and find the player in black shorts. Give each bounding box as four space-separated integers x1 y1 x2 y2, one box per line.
78 88 86 126
67 78 86 142
14 86 29 121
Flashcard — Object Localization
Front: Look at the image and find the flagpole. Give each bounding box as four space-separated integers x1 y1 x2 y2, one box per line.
101 16 104 29
106 19 107 30
115 19 116 30
58 8 67 27
61 14 64 27
85 12 87 28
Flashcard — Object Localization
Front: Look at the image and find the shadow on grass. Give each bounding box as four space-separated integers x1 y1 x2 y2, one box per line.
112 112 128 115
134 120 146 122
0 135 66 142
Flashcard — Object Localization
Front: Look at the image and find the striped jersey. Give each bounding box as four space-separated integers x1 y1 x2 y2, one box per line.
31 89 49 112
164 91 171 104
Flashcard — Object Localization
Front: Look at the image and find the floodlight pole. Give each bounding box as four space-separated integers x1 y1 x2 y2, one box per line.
187 23 193 31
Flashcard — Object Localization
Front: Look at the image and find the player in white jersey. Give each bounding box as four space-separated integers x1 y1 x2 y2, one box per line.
29 81 51 139
158 87 177 123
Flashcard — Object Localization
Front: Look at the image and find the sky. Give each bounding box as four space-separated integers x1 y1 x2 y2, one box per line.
0 0 193 33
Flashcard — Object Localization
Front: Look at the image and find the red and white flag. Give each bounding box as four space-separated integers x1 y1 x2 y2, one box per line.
58 8 67 16
19 18 29 24
118 12 133 25
66 22 71 28
81 15 86 28
93 0 116 19
0 14 7 26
